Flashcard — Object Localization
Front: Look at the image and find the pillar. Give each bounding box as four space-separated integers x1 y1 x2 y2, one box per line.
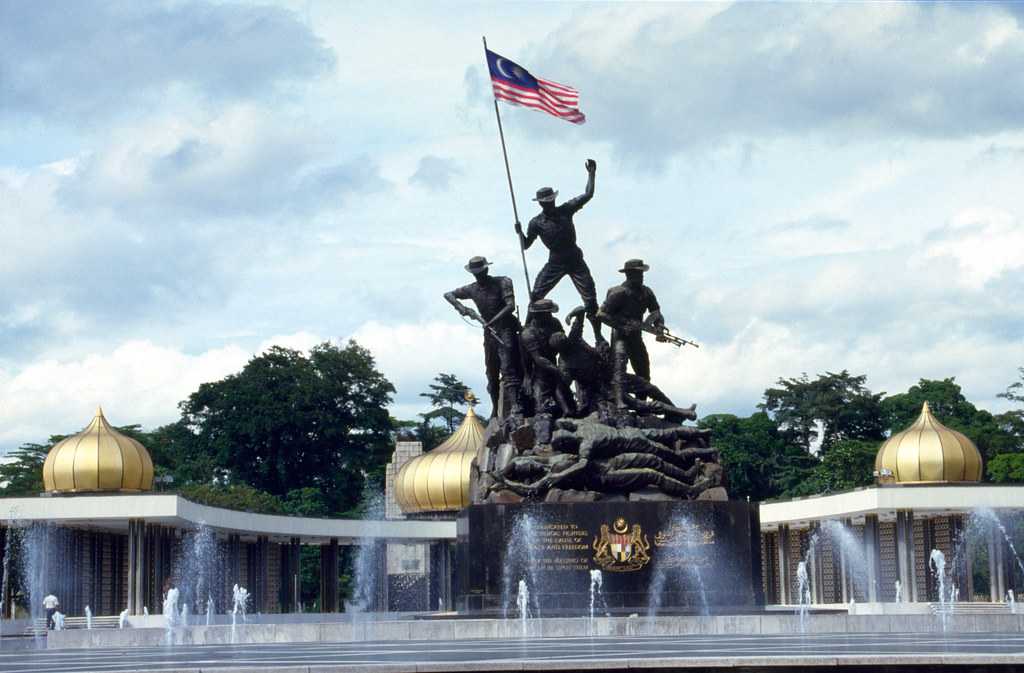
777 525 790 604
989 528 1007 603
864 515 881 603
806 523 824 604
895 510 916 603
279 537 302 613
319 538 339 612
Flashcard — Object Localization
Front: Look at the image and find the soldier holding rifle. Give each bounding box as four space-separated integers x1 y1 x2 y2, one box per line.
444 256 523 417
597 259 665 410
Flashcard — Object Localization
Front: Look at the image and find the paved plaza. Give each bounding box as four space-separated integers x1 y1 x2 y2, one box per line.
3 632 1024 673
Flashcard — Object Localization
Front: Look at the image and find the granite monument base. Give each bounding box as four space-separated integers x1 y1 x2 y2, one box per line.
455 500 763 614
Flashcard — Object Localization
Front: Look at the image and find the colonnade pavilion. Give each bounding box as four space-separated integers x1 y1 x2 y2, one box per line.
1 400 1022 619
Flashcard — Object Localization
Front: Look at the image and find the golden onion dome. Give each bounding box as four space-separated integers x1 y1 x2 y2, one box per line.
42 407 155 493
394 403 485 514
875 401 982 484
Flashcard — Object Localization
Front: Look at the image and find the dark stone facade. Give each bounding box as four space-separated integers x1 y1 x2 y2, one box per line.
456 500 763 614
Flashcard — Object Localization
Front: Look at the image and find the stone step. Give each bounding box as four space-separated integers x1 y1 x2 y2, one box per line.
928 601 1012 615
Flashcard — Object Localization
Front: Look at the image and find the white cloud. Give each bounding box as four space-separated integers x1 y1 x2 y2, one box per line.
919 207 1024 289
0 341 251 449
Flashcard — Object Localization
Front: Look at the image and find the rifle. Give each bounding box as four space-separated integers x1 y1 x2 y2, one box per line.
596 310 699 349
641 316 699 349
460 311 509 348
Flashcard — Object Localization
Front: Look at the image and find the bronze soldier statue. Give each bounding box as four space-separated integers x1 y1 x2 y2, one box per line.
551 307 696 422
516 159 602 339
444 256 523 416
519 299 575 418
597 259 664 409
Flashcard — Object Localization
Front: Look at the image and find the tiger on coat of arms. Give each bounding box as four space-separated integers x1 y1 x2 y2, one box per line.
593 517 651 572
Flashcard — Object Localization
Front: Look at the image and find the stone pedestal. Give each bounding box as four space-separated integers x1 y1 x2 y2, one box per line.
456 500 763 614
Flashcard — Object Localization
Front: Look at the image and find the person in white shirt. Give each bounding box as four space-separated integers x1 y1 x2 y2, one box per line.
42 594 59 629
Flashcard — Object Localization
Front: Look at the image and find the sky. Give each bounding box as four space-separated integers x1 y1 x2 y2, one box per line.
2 1 1023 451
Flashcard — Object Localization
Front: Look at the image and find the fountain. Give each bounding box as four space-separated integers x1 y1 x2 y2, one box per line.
894 580 902 604
930 549 951 631
647 512 714 617
118 608 129 629
516 579 529 638
163 587 180 645
1008 590 1017 614
85 605 93 629
232 585 249 624
588 569 604 636
206 595 215 626
52 611 64 631
346 487 389 621
820 520 868 602
973 508 1024 577
180 603 189 628
172 524 219 621
501 512 543 619
796 561 811 633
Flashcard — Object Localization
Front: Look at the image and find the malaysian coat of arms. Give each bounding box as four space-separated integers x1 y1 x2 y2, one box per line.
593 517 651 572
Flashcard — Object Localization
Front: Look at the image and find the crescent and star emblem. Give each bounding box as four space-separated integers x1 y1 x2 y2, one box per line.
495 57 513 79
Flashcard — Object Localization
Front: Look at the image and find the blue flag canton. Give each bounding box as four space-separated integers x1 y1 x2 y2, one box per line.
486 50 539 90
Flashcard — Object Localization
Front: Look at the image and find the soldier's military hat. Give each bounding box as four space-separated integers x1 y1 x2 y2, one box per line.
618 258 650 273
532 187 559 202
464 256 492 273
529 298 559 313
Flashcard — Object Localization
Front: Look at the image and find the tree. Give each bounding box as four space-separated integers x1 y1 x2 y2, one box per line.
882 378 1023 462
759 370 885 454
178 483 285 514
988 453 1024 483
0 443 50 496
418 373 470 433
177 341 395 516
788 439 879 497
700 413 792 502
392 417 447 452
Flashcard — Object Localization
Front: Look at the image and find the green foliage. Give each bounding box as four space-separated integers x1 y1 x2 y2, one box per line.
0 443 50 496
177 341 394 516
759 370 885 454
786 439 879 497
283 487 331 518
392 416 447 452
882 378 1023 462
988 453 1024 483
699 413 804 501
418 373 469 433
178 483 285 514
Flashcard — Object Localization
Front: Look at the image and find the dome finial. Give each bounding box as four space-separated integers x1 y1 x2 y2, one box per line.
95 405 105 418
463 389 478 417
921 400 931 415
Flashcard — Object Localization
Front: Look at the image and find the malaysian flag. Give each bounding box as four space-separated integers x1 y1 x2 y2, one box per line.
485 49 586 125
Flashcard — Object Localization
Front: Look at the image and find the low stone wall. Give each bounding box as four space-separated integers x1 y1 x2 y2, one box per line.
47 612 1024 649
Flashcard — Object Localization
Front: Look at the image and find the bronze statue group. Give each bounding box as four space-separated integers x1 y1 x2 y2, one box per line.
445 159 725 503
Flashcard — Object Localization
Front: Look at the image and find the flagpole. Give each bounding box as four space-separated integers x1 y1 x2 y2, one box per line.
483 36 532 296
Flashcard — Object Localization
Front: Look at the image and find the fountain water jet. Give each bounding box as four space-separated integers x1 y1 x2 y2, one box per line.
517 579 529 638
163 587 180 646
588 570 604 636
85 605 92 629
930 549 952 632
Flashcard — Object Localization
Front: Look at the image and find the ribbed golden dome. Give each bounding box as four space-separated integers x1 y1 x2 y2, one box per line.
875 402 982 484
42 407 155 493
394 405 485 514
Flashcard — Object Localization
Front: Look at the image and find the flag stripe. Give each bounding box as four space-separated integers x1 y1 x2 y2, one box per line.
493 92 585 123
492 87 584 120
491 82 578 113
491 78 578 106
